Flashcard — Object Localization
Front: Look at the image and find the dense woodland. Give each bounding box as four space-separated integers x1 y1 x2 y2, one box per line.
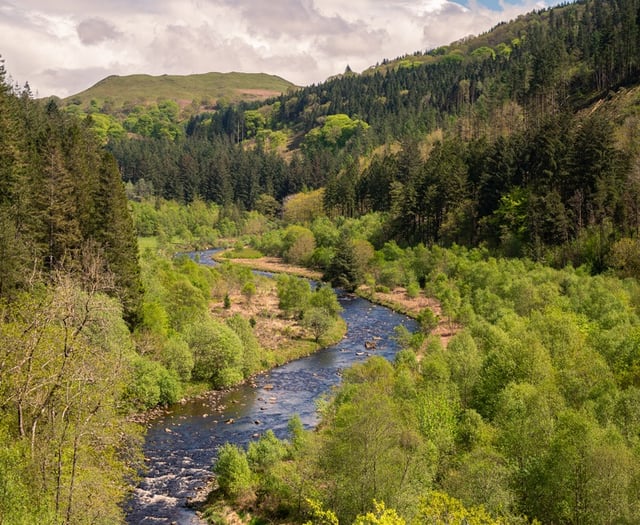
211 245 640 525
0 60 144 522
3 0 640 523
108 0 640 270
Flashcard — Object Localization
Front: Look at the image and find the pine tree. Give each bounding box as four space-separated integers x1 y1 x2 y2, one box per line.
324 231 362 292
92 152 143 327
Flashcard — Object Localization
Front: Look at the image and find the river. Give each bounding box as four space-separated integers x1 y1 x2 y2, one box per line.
125 249 418 524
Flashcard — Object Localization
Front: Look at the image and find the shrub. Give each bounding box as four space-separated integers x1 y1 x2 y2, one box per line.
417 308 439 334
161 335 194 381
406 282 421 298
214 443 254 501
187 319 245 387
126 356 181 408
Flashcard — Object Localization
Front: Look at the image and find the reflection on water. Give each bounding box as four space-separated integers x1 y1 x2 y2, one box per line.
125 250 418 524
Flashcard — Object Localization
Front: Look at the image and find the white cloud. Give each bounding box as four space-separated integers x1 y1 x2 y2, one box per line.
0 0 562 98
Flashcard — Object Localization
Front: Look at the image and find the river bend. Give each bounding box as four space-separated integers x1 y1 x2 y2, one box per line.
125 249 418 524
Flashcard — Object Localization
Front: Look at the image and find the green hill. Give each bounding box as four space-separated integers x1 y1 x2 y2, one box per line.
63 71 296 114
60 71 296 140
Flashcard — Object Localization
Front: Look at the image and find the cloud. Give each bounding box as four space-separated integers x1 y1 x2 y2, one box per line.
0 0 564 98
76 17 122 45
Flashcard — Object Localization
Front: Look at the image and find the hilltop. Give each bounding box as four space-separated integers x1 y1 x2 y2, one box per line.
58 71 296 140
64 71 295 111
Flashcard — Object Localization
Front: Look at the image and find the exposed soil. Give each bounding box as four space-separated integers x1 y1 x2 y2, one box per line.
235 88 284 99
359 286 462 349
210 275 308 354
216 255 322 280
216 251 461 350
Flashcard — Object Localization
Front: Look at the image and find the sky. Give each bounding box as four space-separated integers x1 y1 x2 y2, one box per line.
0 0 565 99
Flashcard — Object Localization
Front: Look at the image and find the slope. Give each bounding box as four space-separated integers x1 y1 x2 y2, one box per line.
63 71 296 113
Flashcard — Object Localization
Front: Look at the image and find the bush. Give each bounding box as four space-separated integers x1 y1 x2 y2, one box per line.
276 274 311 318
303 307 334 342
214 443 254 501
247 430 288 474
282 225 316 265
187 319 245 387
126 356 181 408
406 282 421 298
161 335 194 381
226 314 262 376
310 284 343 318
242 281 257 303
417 307 439 334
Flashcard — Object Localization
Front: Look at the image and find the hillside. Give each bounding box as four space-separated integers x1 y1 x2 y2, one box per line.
107 0 640 271
59 71 296 141
64 71 295 111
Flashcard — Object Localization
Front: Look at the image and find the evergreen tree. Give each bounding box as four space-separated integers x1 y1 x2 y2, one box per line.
324 231 362 291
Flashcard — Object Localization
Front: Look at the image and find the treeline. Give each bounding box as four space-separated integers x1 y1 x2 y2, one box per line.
325 110 636 268
262 0 640 139
0 64 142 326
0 61 145 523
109 135 330 207
210 245 640 525
183 0 640 144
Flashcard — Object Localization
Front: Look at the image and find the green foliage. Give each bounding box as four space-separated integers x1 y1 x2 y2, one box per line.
126 356 181 408
214 443 254 501
247 430 289 474
161 335 195 381
0 431 54 524
242 281 257 303
310 284 343 318
0 279 142 523
277 274 312 318
226 314 262 376
324 232 364 292
304 499 339 525
316 357 433 522
415 491 507 525
224 246 264 259
0 86 143 326
283 225 317 265
393 325 424 353
186 319 245 388
303 307 334 343
353 501 405 525
230 244 640 524
283 190 326 225
417 308 439 334
304 114 369 150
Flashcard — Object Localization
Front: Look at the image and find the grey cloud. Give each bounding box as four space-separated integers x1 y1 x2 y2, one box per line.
40 65 115 96
0 0 567 98
148 23 244 73
77 17 122 45
318 26 388 57
146 19 321 84
221 0 351 39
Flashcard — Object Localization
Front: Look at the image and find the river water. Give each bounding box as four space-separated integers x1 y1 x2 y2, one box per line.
125 249 418 524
